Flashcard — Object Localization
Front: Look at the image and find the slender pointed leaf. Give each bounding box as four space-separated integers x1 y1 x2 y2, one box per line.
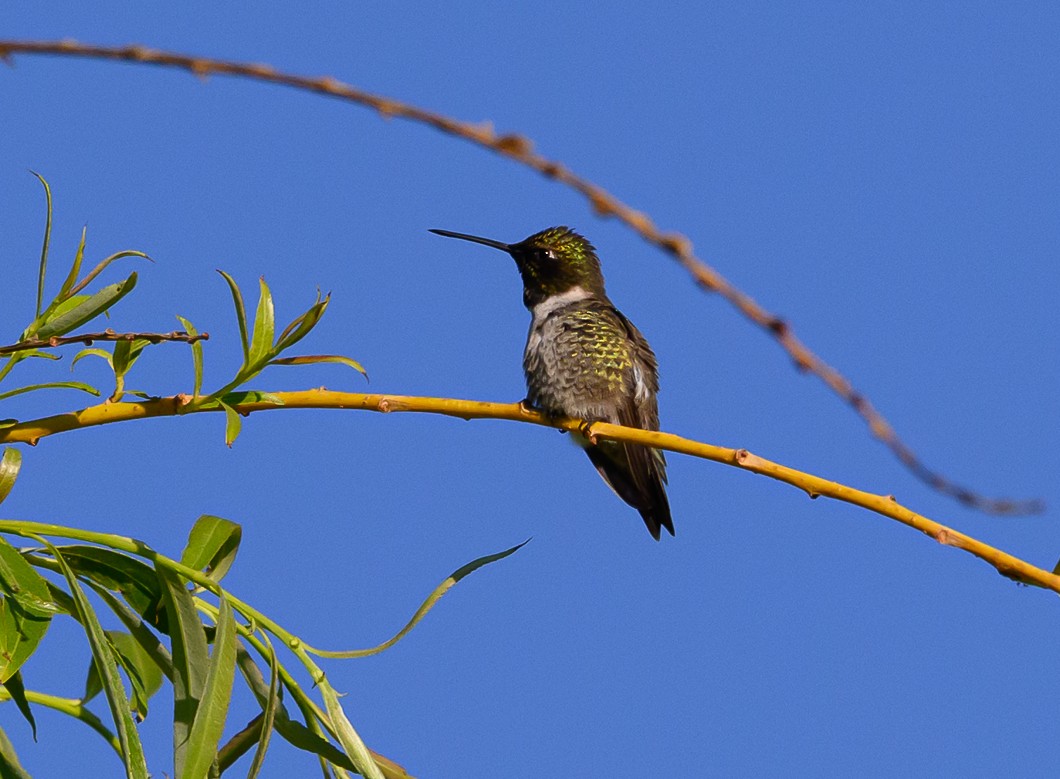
82 649 104 702
217 713 265 774
269 354 367 379
0 381 100 401
183 596 237 779
275 294 329 351
18 350 60 362
312 541 529 659
157 566 209 778
36 271 138 338
1 672 36 740
218 391 284 406
112 340 132 375
181 516 241 582
71 347 114 369
320 682 384 779
272 719 356 773
0 448 22 505
234 645 285 715
24 293 91 338
0 543 58 620
106 630 164 721
31 171 52 319
44 582 76 617
0 538 53 682
234 646 355 773
66 250 151 298
220 401 242 448
53 545 162 621
217 271 250 364
246 634 279 778
248 277 276 367
112 339 148 379
88 583 173 682
177 316 204 398
0 723 32 779
83 630 162 714
44 541 148 778
59 225 89 300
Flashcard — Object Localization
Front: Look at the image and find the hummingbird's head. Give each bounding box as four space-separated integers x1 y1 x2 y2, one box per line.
430 225 605 309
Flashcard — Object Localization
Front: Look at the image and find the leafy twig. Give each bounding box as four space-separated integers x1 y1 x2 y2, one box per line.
0 330 209 357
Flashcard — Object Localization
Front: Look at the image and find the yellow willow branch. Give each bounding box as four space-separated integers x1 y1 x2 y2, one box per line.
0 389 1055 592
0 39 1040 516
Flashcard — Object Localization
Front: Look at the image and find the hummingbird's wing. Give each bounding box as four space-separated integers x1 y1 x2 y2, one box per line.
583 310 673 540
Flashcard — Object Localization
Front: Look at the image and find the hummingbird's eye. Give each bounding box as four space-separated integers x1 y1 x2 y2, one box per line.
543 249 557 261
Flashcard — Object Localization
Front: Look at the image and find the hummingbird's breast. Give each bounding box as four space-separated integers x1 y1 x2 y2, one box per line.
522 291 656 423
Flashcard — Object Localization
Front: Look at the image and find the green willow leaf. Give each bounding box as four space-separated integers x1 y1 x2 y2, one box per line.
66 250 151 298
45 540 148 778
0 723 32 779
216 713 265 775
320 682 384 779
0 544 57 621
1 672 36 741
107 630 164 721
233 645 357 773
157 566 209 779
59 225 88 300
220 401 242 448
246 634 279 779
36 272 138 339
218 391 284 406
181 516 241 582
31 171 52 319
248 277 276 368
17 350 60 362
24 292 90 339
112 339 148 379
0 448 22 505
311 540 529 660
217 271 250 364
71 347 114 369
274 293 328 351
0 538 54 681
183 596 238 779
0 381 101 401
176 316 204 399
87 583 174 683
269 354 367 378
53 545 163 621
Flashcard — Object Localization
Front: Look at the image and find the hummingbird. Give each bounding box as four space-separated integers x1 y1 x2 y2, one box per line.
430 226 673 539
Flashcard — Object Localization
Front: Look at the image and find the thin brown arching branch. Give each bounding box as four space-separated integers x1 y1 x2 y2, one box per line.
0 389 1055 592
0 39 1042 515
0 329 209 356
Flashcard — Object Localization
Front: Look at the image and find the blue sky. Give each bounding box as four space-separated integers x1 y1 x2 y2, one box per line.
1 3 1059 777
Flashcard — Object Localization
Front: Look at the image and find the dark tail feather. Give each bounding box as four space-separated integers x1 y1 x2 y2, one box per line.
639 492 674 541
585 442 674 540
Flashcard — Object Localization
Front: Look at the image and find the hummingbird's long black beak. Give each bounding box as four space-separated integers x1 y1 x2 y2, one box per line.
429 229 511 252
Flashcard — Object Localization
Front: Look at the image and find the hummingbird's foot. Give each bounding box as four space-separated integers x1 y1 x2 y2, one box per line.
520 400 568 435
578 418 601 445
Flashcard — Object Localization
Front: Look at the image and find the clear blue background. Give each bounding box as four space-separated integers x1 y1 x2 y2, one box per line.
1 4 1058 777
